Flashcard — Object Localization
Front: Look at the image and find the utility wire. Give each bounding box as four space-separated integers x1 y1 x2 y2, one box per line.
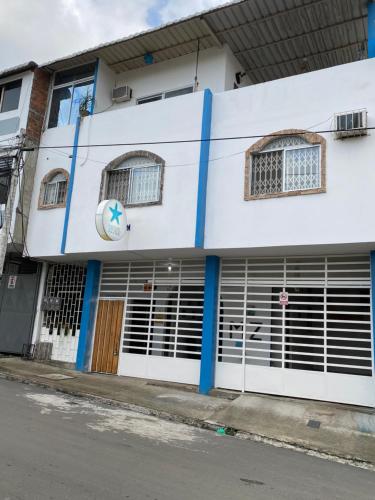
3 126 373 153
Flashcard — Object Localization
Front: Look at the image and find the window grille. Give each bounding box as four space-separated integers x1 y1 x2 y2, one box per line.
99 259 205 360
218 255 372 377
43 173 67 206
250 136 321 196
106 156 161 205
42 264 86 337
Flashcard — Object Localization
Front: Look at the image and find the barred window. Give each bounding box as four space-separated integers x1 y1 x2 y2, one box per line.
39 169 69 209
249 136 322 198
106 156 162 206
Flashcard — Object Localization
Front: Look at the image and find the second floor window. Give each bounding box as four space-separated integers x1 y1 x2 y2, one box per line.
137 86 193 105
41 171 68 208
105 155 163 206
0 79 22 113
247 134 325 199
48 63 95 128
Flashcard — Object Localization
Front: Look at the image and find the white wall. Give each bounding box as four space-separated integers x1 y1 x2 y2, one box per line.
94 47 233 113
26 124 76 256
26 91 204 258
205 58 375 251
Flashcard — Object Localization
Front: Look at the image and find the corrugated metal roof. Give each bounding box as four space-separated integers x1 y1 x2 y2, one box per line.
41 0 369 83
0 61 37 80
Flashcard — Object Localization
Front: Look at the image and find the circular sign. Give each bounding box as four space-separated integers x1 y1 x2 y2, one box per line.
95 199 127 241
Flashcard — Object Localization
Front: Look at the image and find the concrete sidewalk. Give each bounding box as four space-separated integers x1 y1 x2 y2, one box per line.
0 356 374 466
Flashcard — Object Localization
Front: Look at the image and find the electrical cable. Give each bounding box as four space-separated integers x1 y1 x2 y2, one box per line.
9 126 374 153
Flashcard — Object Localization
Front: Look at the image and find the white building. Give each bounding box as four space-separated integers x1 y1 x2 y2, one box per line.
0 62 50 354
25 0 375 407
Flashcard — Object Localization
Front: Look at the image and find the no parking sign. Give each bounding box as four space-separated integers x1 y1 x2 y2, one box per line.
279 291 289 306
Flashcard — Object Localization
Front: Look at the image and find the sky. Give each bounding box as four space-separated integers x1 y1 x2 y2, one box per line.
0 0 225 71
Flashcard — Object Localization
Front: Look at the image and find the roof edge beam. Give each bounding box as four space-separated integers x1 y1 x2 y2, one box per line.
108 34 214 71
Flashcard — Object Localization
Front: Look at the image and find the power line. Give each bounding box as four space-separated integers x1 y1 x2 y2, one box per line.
5 127 373 153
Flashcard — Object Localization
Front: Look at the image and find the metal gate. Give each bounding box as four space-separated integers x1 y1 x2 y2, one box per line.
216 255 375 406
99 259 205 385
0 273 40 354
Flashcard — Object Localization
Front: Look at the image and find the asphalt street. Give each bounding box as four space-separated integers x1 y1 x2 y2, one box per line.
0 377 374 500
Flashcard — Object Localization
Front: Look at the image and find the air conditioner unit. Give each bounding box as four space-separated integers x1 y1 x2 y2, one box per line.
334 109 368 139
112 85 132 103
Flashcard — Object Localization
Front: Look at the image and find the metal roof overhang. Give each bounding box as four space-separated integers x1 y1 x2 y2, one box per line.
41 0 369 84
0 61 37 80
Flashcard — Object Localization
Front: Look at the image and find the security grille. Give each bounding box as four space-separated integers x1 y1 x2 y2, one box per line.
100 259 205 360
106 156 161 205
43 173 67 206
42 264 86 337
250 136 320 196
218 256 372 377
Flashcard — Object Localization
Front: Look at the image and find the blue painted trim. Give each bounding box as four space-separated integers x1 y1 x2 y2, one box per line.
76 260 101 371
90 58 99 114
195 89 213 248
199 255 220 394
60 116 81 254
370 251 375 371
369 3 375 58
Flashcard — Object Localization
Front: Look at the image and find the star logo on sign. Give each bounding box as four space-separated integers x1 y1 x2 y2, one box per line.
109 203 122 225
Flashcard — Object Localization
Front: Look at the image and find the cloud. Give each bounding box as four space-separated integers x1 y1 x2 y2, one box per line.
0 0 224 71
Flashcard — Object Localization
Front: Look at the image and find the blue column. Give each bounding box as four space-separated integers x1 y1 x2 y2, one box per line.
370 252 375 372
199 255 220 394
61 116 81 254
195 89 213 248
369 3 375 58
76 260 101 371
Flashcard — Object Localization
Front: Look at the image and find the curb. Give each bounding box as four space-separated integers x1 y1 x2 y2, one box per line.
1 370 374 471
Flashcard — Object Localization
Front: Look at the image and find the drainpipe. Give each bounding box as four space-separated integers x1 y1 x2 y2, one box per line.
60 116 81 254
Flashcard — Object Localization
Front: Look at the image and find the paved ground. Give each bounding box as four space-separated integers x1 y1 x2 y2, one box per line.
0 378 374 500
1 357 375 465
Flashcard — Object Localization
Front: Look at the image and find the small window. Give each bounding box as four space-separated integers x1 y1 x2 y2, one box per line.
107 157 161 206
247 133 325 199
103 153 164 207
137 86 193 105
48 63 95 128
39 170 69 209
0 79 22 113
137 94 163 105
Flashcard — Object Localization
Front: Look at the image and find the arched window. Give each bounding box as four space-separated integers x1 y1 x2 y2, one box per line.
100 151 164 207
245 130 326 200
39 169 69 209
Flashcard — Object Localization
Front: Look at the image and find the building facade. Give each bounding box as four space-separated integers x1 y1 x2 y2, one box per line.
22 0 375 407
0 62 50 354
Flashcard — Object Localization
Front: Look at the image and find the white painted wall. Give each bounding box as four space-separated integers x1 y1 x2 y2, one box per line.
26 124 76 256
94 47 238 114
26 91 204 258
205 58 375 251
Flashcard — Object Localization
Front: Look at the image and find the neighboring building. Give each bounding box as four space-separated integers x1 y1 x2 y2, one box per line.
24 0 375 407
0 62 50 354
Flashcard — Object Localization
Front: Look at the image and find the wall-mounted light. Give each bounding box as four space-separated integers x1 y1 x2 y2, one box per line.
235 71 246 85
144 52 154 65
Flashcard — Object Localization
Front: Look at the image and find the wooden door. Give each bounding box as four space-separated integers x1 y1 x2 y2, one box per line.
91 300 124 374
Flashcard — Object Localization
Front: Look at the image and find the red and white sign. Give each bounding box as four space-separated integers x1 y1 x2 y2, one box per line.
279 291 289 306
